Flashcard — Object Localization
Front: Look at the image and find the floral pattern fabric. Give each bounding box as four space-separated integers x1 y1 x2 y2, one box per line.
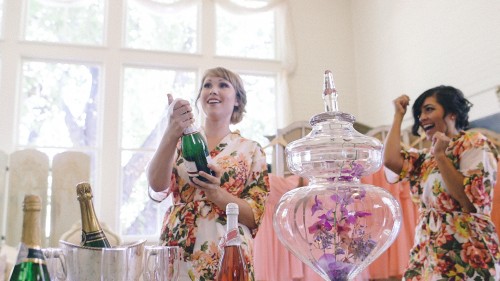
156 131 269 281
397 131 500 280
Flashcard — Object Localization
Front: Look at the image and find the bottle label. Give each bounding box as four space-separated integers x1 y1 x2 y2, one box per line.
82 230 107 244
184 160 199 177
206 156 213 166
15 243 45 265
219 228 240 249
27 248 45 260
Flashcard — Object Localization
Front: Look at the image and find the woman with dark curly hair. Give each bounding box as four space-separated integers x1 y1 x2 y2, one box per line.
383 85 500 280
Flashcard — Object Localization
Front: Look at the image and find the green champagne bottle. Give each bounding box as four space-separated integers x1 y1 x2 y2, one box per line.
76 182 111 248
181 124 215 182
9 194 51 281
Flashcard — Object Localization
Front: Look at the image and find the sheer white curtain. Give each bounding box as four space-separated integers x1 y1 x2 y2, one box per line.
34 0 91 7
127 0 199 12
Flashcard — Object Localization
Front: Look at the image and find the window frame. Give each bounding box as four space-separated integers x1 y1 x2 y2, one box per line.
0 0 284 242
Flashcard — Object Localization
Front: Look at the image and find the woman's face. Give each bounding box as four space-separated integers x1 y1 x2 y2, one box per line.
418 96 457 140
200 76 238 123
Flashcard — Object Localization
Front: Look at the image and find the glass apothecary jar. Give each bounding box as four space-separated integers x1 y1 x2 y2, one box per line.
273 71 402 281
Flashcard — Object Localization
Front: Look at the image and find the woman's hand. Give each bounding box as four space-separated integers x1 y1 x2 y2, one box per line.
192 163 258 229
431 132 451 156
383 94 410 175
432 132 474 212
191 163 222 201
165 93 194 139
393 95 410 117
147 93 194 192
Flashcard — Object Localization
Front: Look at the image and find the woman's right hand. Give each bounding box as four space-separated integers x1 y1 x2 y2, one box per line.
383 94 409 174
165 93 194 139
147 94 194 191
393 95 410 117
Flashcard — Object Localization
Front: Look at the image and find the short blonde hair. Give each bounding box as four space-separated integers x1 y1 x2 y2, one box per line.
195 67 247 124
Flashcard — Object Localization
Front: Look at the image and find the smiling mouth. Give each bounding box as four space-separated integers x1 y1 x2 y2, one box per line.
207 99 220 104
422 124 435 132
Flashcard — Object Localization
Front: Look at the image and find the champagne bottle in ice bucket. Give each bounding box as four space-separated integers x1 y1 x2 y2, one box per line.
76 182 111 248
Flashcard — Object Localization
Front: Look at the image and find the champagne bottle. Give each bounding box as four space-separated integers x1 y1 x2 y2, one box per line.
9 194 51 281
181 124 215 182
216 203 248 281
76 182 111 248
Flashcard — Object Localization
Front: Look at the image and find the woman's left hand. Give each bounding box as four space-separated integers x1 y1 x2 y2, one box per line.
192 163 222 201
431 132 451 156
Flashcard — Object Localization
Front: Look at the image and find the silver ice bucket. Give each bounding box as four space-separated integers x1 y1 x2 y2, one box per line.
59 239 146 281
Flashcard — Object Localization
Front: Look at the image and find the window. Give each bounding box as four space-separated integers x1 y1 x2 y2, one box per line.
120 67 196 236
0 0 287 241
24 0 105 45
216 4 276 59
18 60 100 165
125 0 198 53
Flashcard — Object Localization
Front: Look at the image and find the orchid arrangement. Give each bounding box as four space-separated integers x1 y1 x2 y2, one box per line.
308 163 376 281
336 162 364 182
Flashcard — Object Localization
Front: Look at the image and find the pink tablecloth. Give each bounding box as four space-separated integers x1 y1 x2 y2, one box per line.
254 174 369 281
255 162 500 280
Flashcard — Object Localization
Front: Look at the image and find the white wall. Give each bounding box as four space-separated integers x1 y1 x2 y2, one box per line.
286 0 500 129
286 0 358 125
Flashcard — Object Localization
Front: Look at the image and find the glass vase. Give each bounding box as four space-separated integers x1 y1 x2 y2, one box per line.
273 71 402 281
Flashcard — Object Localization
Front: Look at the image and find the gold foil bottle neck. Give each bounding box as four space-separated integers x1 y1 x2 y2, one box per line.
76 182 107 245
21 194 43 248
76 182 93 201
23 194 42 212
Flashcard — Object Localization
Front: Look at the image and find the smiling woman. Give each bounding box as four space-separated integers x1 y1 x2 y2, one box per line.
383 85 500 280
410 86 472 142
146 67 270 281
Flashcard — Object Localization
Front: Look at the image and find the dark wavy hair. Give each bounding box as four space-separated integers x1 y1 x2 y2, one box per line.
411 85 472 136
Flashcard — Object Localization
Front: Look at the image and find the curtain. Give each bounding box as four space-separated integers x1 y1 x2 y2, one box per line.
360 169 417 279
34 0 91 6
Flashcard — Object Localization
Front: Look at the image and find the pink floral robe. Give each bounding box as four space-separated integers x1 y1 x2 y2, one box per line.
152 131 269 281
396 131 500 280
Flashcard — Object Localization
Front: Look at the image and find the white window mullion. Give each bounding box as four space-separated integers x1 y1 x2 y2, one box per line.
0 0 24 151
200 0 215 60
98 0 125 230
99 58 122 231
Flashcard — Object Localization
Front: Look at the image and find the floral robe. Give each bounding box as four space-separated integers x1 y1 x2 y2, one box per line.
397 131 500 280
152 131 269 281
